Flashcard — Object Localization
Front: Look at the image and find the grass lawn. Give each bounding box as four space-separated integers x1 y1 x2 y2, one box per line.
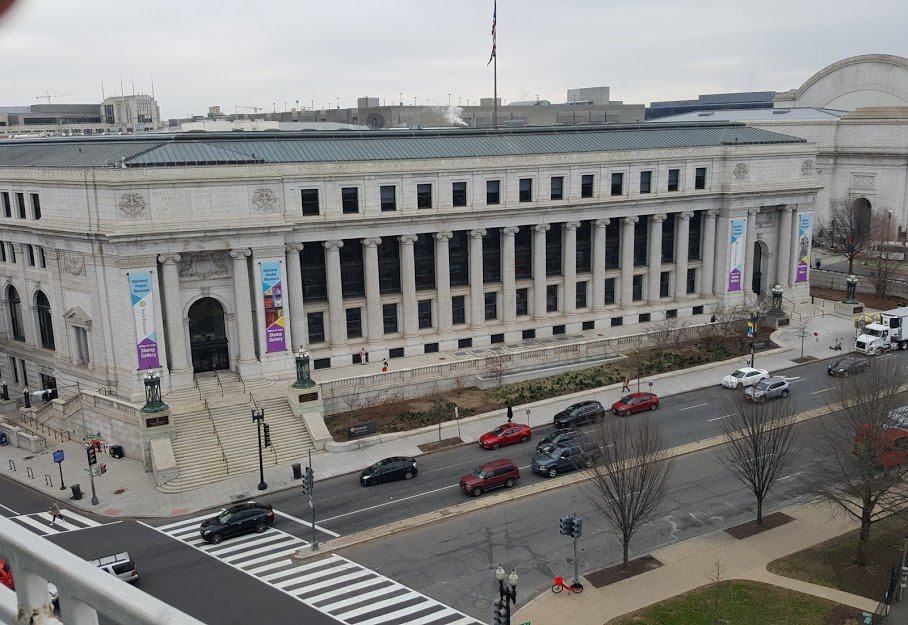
767 513 908 601
610 580 862 625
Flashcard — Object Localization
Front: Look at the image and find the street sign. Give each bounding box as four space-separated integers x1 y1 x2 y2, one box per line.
53 449 64 463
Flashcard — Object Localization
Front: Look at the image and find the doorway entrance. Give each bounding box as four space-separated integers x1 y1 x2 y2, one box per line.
752 240 769 295
188 298 229 373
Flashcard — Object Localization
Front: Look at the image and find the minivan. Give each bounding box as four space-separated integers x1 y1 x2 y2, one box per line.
91 552 138 583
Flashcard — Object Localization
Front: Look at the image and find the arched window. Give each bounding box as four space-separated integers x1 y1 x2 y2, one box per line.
36 291 55 350
7 286 24 342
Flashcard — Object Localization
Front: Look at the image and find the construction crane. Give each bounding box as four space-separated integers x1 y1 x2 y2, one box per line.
36 91 75 104
234 105 263 115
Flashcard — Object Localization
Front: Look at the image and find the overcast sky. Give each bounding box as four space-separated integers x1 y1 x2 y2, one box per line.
2 0 907 120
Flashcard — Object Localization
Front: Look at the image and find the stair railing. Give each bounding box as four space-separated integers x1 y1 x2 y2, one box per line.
204 399 228 470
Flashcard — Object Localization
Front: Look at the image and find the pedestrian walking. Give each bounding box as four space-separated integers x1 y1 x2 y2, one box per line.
49 501 62 526
506 403 514 423
621 375 631 393
381 358 389 373
815 257 822 270
359 346 368 365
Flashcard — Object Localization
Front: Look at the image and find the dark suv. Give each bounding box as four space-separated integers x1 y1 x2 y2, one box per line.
531 440 601 477
459 459 520 497
553 401 605 428
199 501 274 544
360 456 417 486
536 429 585 454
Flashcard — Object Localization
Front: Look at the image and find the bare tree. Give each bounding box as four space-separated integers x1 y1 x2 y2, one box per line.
818 196 875 275
809 357 908 566
487 355 510 388
865 210 901 298
650 315 682 360
699 302 750 341
583 417 673 570
716 396 801 525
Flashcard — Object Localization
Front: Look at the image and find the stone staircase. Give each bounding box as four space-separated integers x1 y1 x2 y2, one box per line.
158 371 316 493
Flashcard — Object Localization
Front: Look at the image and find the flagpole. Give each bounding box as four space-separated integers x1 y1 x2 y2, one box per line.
493 53 498 129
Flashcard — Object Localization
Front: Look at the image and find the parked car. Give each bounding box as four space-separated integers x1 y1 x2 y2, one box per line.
459 459 520 497
827 356 869 377
744 376 790 402
611 392 659 416
536 429 585 454
531 440 601 477
479 423 532 449
553 401 605 428
360 456 417 486
853 406 908 469
90 551 138 583
721 367 769 389
199 501 275 544
0 559 12 589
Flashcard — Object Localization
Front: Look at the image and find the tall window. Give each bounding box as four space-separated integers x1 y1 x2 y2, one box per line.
345 308 362 339
581 174 594 198
661 213 675 262
667 169 680 192
0 241 6 262
449 231 469 286
611 172 624 196
380 185 397 211
15 193 25 219
575 220 592 273
417 183 433 209
687 268 697 294
605 220 620 268
451 182 467 207
659 272 671 298
688 211 703 260
604 278 616 305
340 240 365 297
695 167 707 190
550 176 563 200
26 244 35 267
451 296 466 325
341 187 359 214
8 286 24 342
31 193 41 220
38 247 46 268
307 312 325 344
414 234 436 290
300 245 327 301
484 292 497 321
1 192 10 218
640 170 652 194
546 285 558 312
300 189 320 216
633 215 648 266
383 303 398 334
418 299 433 329
7 243 15 264
632 275 644 301
516 288 529 316
378 237 401 293
483 227 501 283
75 326 90 364
546 223 563 276
576 281 588 308
519 178 533 202
486 180 501 205
514 228 532 279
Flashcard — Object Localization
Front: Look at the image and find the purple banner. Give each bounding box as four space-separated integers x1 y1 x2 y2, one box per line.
261 261 286 353
129 271 160 370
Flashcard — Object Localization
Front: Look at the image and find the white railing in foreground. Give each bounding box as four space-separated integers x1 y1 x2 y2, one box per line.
0 515 206 625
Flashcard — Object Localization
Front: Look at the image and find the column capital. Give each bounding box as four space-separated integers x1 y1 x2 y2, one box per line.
623 216 639 226
706 209 720 218
533 223 550 233
398 234 418 245
502 226 520 236
323 240 345 250
564 221 581 230
650 213 667 224
229 248 251 260
594 218 610 228
469 229 487 239
747 208 761 217
284 243 304 254
678 211 694 221
361 237 382 247
780 205 796 213
158 253 182 264
434 231 453 242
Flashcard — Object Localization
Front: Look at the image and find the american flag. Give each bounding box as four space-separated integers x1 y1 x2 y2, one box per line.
487 1 496 65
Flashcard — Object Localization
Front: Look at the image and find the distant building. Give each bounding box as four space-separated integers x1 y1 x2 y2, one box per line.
647 92 776 120
0 94 163 137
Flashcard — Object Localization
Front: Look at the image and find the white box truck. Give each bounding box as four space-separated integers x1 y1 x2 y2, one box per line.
854 306 908 354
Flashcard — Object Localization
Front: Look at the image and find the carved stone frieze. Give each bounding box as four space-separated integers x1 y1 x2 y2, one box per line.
251 187 279 212
733 163 749 182
800 159 815 177
61 253 85 276
118 192 146 218
852 173 875 187
177 251 230 280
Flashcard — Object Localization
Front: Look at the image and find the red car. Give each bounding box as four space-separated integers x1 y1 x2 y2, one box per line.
479 423 532 450
611 392 659 416
0 559 13 589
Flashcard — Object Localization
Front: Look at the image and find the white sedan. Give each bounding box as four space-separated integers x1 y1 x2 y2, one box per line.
721 367 769 389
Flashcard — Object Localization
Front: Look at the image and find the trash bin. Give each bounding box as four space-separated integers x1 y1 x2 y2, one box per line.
71 484 83 500
292 463 302 480
0 432 7 446
110 445 124 459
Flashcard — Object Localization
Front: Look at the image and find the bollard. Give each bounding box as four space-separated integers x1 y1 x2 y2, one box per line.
45 474 52 486
26 466 34 479
8 459 15 471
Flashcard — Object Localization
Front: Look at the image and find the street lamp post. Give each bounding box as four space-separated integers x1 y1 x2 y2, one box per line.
749 311 759 368
492 564 518 625
251 408 268 491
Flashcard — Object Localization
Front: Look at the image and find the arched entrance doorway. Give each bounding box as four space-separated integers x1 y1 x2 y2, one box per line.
752 240 769 295
188 298 229 373
853 197 872 240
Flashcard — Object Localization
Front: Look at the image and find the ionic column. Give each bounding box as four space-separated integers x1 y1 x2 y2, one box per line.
469 229 486 328
434 232 453 333
502 227 519 322
323 240 345 347
158 254 191 372
284 244 307 351
648 214 666 303
743 208 758 294
701 210 718 296
592 219 608 311
563 222 580 314
532 224 550 318
620 216 638 305
777 206 794 288
362 238 383 341
399 234 419 337
674 212 693 300
230 249 257 363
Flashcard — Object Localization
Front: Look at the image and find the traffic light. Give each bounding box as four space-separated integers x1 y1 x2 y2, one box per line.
301 473 310 495
263 424 272 448
559 514 573 536
491 599 509 625
901 566 908 589
86 447 97 466
302 466 314 496
571 515 583 539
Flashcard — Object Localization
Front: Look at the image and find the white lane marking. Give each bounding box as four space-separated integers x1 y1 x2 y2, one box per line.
422 458 487 474
811 387 834 395
273 509 340 537
680 403 709 412
708 413 734 422
0 503 19 515
786 377 805 383
157 513 214 532
319 483 459 524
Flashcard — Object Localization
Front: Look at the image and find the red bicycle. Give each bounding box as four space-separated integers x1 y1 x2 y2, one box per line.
551 575 583 593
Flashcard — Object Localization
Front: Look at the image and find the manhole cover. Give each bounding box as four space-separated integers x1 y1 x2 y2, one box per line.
113 488 127 495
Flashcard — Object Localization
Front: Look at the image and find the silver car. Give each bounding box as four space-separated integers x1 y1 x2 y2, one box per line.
744 376 790 402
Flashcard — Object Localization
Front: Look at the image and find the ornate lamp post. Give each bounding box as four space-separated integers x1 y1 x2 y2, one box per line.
141 369 168 413
770 284 784 314
844 274 859 304
251 408 268 491
293 348 315 389
492 564 518 625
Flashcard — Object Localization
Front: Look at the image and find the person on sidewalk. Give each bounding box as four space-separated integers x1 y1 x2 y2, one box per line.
621 375 631 393
381 358 389 373
815 257 822 270
506 403 513 423
359 346 368 365
49 500 63 526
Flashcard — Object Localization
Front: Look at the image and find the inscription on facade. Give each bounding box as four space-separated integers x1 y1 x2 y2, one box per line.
151 187 247 219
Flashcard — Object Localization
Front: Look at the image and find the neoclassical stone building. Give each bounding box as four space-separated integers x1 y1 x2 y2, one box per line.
0 124 817 411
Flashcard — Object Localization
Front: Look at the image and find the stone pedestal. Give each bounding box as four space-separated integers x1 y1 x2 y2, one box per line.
834 301 865 315
287 383 332 450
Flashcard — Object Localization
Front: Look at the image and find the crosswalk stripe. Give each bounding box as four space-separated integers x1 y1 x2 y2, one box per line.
402 609 459 625
156 514 213 531
259 555 344 582
13 514 59 534
274 564 358 590
323 585 400 612
230 547 302 569
311 578 389 605
46 509 101 527
341 591 421 620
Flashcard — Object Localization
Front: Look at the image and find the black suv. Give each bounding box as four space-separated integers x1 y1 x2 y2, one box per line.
199 501 274 544
553 401 605 428
535 429 585 454
531 440 601 477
